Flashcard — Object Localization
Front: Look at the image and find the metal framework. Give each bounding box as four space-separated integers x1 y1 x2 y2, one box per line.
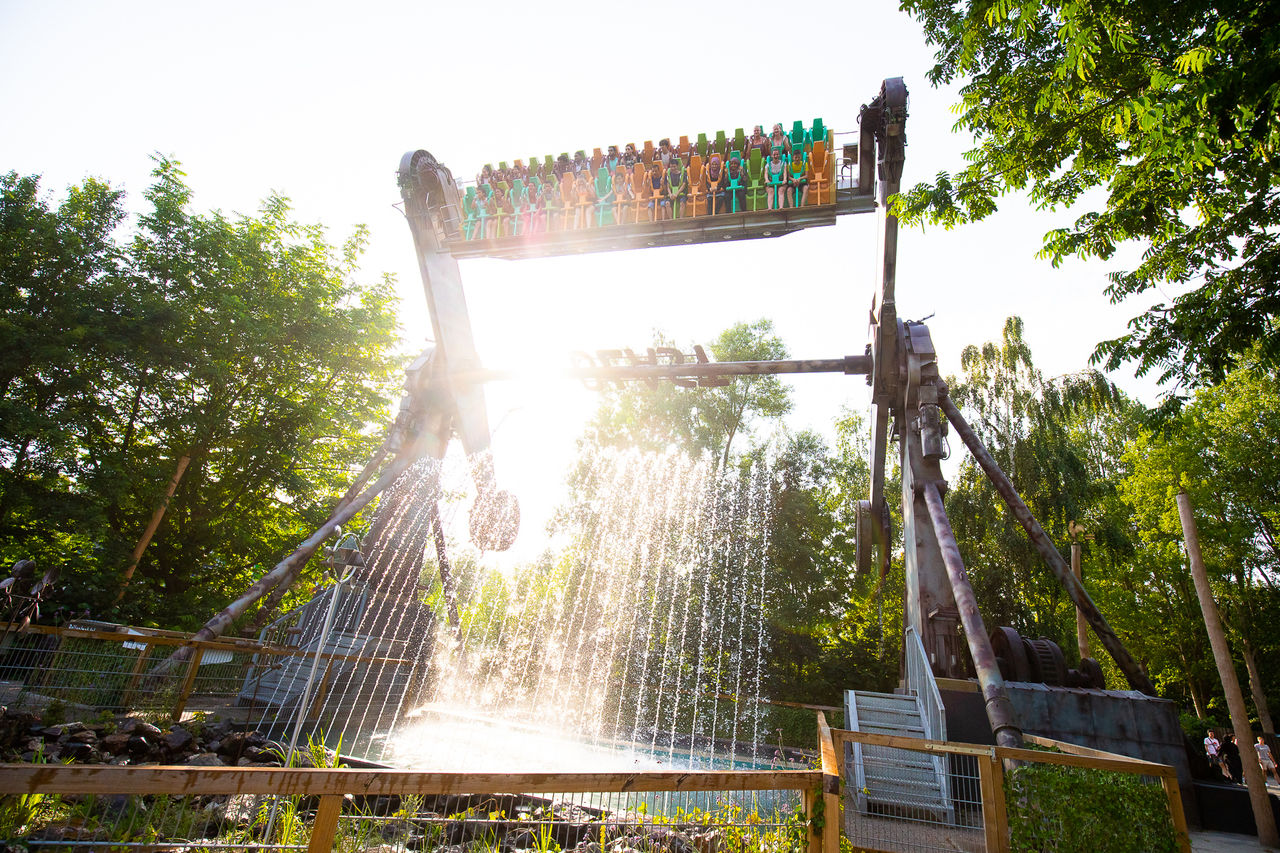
176 77 1160 756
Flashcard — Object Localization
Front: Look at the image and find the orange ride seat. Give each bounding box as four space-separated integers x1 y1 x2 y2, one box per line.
630 162 649 223
808 140 832 205
686 155 706 217
559 173 577 231
641 140 655 166
613 166 633 224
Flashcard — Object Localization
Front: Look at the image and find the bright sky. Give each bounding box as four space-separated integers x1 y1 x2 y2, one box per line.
1 0 1165 560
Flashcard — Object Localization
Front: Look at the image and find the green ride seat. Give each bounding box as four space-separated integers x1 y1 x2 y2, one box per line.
765 152 787 209
499 161 509 171
696 133 709 159
811 118 826 148
746 150 766 212
509 178 527 236
714 130 728 158
544 155 555 171
462 186 480 240
732 128 746 155
790 121 807 150
475 184 494 237
594 167 615 227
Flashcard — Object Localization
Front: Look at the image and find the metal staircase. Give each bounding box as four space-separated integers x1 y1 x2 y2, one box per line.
844 628 955 823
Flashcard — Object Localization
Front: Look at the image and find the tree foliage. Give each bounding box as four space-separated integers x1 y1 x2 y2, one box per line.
896 0 1280 393
0 161 402 626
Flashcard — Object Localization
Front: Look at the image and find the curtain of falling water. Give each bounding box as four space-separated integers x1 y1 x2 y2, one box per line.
259 446 776 771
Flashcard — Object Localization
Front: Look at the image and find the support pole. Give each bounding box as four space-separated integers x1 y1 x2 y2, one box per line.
922 483 1022 748
939 388 1157 696
1071 542 1090 660
1176 489 1279 848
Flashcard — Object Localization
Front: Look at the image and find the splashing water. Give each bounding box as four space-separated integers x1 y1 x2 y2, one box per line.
256 445 778 773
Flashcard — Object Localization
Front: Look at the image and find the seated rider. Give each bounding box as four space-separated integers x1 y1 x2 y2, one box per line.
787 148 809 207
612 166 634 224
553 153 573 179
765 149 787 209
769 123 791 157
657 138 675 168
606 145 621 173
572 150 590 175
573 171 596 228
647 163 669 221
724 156 748 213
746 125 769 157
477 164 493 186
665 158 687 218
704 156 727 214
622 143 639 170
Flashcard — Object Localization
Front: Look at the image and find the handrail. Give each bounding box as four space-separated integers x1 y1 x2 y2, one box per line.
0 764 822 796
904 626 946 742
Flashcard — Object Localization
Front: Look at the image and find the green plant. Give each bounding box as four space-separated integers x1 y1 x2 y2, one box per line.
1005 762 1179 853
41 699 67 727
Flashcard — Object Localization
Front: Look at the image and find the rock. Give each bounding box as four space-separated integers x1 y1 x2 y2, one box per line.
110 755 131 765
68 730 98 744
126 735 152 756
102 732 132 754
57 742 96 761
690 830 721 853
164 728 194 751
217 731 251 758
184 753 225 766
118 719 161 738
242 745 279 763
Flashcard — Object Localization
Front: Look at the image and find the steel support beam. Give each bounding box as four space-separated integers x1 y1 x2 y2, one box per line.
939 386 1158 696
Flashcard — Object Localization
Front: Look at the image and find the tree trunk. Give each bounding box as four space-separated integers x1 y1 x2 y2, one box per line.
1177 489 1278 847
1242 635 1276 736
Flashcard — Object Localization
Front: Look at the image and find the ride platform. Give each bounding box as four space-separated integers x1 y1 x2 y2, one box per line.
445 188 876 261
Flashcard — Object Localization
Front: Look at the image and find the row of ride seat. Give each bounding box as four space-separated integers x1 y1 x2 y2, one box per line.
476 119 831 188
459 144 837 240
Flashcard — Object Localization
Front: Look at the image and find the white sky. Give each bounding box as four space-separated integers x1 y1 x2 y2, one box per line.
1 0 1166 560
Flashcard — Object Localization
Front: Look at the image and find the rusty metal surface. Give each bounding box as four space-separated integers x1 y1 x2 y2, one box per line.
449 356 872 386
922 483 1023 749
939 388 1158 697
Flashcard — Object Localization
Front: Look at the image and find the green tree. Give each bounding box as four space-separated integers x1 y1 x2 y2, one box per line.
581 319 792 466
945 317 1129 651
1116 360 1280 720
0 161 402 626
896 0 1280 394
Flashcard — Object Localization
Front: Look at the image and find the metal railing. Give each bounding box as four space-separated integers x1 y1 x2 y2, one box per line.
0 622 412 725
830 728 1191 853
904 627 946 744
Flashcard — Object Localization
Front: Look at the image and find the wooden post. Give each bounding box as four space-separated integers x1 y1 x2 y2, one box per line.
1176 489 1279 847
115 455 190 604
171 646 204 721
801 787 822 853
1159 769 1192 853
308 794 343 853
1177 484 1280 845
1071 541 1090 660
978 752 1010 853
816 713 840 853
120 643 152 709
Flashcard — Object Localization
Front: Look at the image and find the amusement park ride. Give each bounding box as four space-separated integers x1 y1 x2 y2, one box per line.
187 77 1190 815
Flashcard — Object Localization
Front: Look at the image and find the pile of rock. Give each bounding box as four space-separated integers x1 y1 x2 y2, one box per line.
0 706 317 767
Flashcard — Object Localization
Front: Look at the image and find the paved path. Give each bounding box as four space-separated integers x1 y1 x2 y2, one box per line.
1191 830 1277 851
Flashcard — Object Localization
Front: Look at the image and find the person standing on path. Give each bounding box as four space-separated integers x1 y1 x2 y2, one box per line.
1221 734 1245 784
1256 736 1278 786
